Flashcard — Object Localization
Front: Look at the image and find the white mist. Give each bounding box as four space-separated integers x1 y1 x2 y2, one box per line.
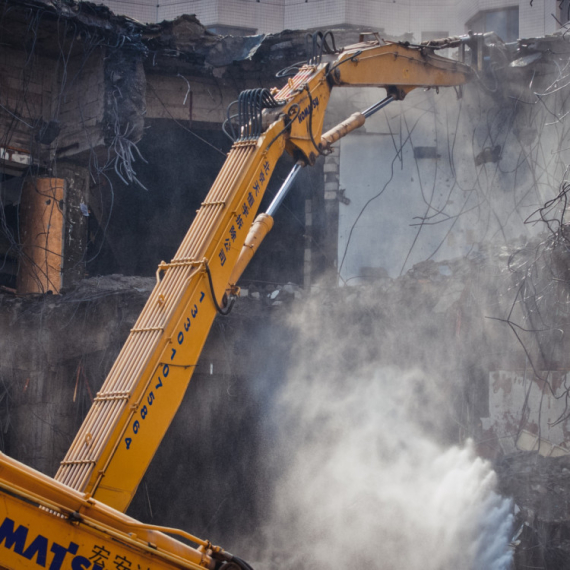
251 367 513 570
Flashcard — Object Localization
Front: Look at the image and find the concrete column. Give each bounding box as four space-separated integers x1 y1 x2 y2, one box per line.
17 177 65 294
17 166 88 295
323 147 340 286
56 164 89 290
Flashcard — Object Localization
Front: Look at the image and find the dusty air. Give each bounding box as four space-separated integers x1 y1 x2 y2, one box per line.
0 1 569 570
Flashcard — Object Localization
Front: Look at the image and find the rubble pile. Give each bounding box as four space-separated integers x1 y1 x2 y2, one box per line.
496 452 570 569
0 277 152 473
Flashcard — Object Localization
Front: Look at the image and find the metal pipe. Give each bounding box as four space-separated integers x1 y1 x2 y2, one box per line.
228 213 274 287
266 161 303 216
320 97 393 153
362 95 394 118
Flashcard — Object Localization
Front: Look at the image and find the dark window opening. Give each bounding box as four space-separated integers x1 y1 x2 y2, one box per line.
85 120 310 287
414 146 440 159
0 174 22 290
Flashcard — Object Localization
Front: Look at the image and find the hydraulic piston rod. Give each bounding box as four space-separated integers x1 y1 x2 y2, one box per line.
267 161 304 217
228 161 303 287
319 96 393 152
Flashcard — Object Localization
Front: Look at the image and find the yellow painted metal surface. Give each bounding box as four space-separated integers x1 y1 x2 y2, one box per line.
279 67 332 164
0 497 194 570
331 42 471 90
55 121 290 512
320 112 366 151
0 452 211 570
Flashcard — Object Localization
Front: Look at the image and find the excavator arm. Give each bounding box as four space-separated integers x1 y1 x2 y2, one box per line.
53 36 473 514
0 31 484 570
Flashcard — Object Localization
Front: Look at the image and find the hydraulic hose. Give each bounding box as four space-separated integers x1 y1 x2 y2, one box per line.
231 556 256 570
215 554 256 570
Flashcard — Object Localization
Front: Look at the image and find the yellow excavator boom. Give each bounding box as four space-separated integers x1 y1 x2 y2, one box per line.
53 38 472 514
0 32 479 570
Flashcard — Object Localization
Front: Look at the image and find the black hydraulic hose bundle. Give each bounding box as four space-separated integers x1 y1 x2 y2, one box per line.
223 88 281 142
306 30 337 65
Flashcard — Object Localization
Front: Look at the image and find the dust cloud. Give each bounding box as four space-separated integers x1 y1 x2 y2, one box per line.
244 292 513 570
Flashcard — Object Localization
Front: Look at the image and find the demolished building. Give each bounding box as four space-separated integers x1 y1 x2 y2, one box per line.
3 0 570 568
0 0 335 295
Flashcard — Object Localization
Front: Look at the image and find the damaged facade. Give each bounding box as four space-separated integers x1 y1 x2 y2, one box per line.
0 0 331 294
4 0 570 568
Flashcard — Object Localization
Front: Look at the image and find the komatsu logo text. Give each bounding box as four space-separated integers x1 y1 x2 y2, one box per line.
298 96 319 123
0 517 104 570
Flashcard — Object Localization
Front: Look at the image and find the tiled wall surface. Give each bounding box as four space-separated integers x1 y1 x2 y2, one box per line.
215 0 284 33
91 0 562 39
158 0 214 22
158 1 216 25
284 0 346 31
456 0 519 30
102 0 157 23
518 0 559 38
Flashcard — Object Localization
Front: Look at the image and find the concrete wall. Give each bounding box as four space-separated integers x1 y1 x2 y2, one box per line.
0 46 55 161
145 72 243 124
56 52 106 160
0 34 107 291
